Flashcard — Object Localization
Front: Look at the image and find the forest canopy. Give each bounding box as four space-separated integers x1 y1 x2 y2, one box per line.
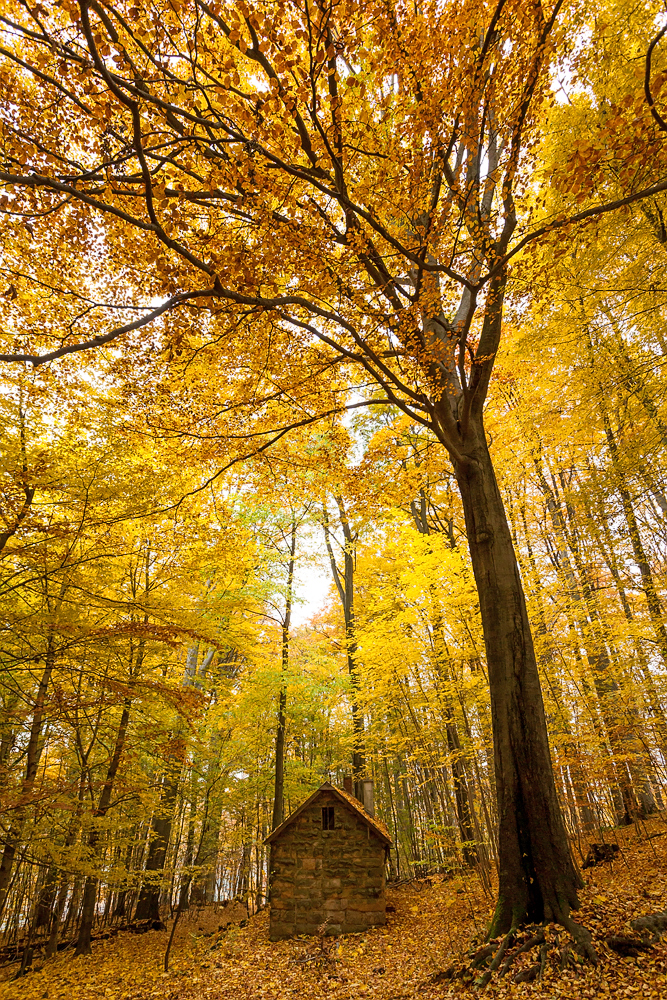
1 0 667 990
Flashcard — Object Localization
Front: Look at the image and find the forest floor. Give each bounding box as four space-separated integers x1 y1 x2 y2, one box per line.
3 816 667 1000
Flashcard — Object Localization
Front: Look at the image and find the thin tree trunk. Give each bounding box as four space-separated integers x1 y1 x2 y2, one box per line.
323 500 366 787
134 764 180 922
75 698 132 956
272 517 297 830
430 624 479 864
603 411 667 662
535 457 639 822
411 494 481 865
0 633 57 922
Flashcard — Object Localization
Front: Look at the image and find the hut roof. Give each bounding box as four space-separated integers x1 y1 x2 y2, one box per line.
264 781 392 846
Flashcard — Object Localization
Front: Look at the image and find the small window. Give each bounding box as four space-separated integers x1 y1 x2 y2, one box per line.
322 806 335 830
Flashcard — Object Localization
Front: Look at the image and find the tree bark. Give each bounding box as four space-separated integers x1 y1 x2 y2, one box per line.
452 427 581 935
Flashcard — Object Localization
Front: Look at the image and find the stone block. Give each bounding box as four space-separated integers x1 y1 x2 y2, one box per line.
344 911 386 930
346 900 385 912
295 921 323 936
294 872 316 885
270 921 295 941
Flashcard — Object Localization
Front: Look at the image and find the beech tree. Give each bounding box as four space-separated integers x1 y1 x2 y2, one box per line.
1 0 667 951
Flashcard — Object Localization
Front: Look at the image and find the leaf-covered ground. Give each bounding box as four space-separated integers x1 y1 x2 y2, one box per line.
3 818 667 1000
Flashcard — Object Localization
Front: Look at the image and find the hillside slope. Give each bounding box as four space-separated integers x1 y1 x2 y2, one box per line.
3 818 667 999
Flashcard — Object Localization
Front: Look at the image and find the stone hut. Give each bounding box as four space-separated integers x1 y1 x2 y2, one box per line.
265 780 392 940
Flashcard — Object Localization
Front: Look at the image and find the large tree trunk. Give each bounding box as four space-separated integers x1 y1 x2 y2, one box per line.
452 425 581 936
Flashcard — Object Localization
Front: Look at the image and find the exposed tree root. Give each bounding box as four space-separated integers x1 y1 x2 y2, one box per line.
630 908 667 940
439 917 600 988
474 928 515 987
605 934 655 957
559 913 598 965
498 930 544 979
435 898 667 989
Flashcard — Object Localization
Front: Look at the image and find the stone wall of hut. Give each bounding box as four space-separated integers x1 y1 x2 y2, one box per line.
268 789 387 939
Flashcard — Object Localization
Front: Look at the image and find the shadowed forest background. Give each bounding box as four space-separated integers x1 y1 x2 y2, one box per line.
1 0 667 993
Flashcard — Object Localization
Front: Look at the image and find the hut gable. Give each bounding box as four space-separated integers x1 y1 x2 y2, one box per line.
265 782 391 940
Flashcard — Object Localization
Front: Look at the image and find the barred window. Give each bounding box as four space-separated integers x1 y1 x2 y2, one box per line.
322 806 335 830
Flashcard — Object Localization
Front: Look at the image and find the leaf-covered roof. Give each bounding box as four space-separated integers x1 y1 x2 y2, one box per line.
265 782 392 847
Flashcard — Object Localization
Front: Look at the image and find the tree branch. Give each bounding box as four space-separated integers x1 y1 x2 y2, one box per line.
0 289 216 366
645 23 667 132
